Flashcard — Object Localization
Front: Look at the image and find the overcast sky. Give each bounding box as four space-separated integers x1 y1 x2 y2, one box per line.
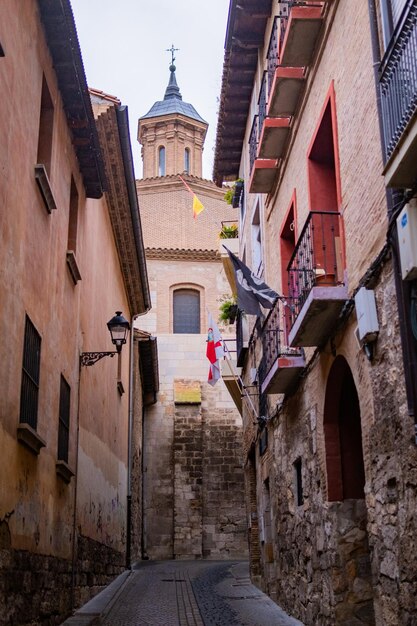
70 0 230 180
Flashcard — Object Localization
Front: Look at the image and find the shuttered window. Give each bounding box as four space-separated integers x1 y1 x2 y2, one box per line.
173 289 200 333
58 375 70 463
19 316 41 429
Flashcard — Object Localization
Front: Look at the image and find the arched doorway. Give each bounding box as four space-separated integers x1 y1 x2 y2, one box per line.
324 355 365 501
323 356 375 624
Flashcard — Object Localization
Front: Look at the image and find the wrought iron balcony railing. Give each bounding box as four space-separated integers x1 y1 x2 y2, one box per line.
258 71 268 133
267 2 325 75
380 1 417 162
287 211 342 322
249 115 259 175
258 297 303 386
267 17 279 97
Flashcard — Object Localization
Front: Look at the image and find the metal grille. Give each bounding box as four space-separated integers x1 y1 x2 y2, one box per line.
58 375 70 462
249 115 259 175
267 17 279 96
173 289 200 334
19 316 41 428
287 211 341 323
258 72 268 133
380 2 417 161
258 297 302 385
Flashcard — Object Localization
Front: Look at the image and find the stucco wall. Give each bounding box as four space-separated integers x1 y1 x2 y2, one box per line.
0 2 141 622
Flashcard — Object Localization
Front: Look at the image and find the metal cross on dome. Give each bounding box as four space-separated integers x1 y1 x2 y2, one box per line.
166 44 179 65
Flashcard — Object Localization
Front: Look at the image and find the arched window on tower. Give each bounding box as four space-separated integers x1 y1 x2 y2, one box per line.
173 288 200 333
184 148 190 174
158 146 166 176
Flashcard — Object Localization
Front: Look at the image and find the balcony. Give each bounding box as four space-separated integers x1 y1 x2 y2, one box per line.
280 2 325 68
249 159 280 193
248 114 280 194
266 15 307 118
380 3 417 188
287 211 348 347
259 298 305 395
222 338 243 414
268 67 306 117
257 71 292 159
219 222 239 294
221 360 243 414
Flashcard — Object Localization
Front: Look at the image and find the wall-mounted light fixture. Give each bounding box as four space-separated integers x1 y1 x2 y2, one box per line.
80 311 130 367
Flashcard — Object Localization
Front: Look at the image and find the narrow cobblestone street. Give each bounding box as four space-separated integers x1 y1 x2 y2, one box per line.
98 561 303 626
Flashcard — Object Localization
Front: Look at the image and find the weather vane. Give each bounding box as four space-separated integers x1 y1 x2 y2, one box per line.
166 44 179 65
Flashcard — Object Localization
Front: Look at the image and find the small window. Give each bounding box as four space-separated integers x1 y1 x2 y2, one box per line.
20 316 41 429
294 458 304 506
37 76 54 176
68 177 79 253
184 148 190 174
58 375 70 463
173 289 200 333
158 146 166 176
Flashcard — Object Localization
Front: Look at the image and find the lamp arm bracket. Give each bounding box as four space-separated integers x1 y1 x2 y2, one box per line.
80 351 117 367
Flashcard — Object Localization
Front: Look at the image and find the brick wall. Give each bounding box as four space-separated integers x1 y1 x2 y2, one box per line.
235 0 417 622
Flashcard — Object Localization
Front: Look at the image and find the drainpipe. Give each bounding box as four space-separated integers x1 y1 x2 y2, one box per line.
368 0 417 432
70 355 83 610
126 314 139 569
141 403 149 560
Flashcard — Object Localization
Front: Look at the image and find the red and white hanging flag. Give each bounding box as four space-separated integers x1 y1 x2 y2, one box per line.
206 310 224 386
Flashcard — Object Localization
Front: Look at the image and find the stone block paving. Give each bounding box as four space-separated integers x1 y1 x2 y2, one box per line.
98 560 304 626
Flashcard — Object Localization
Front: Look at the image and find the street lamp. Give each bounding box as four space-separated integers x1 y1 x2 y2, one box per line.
80 311 130 367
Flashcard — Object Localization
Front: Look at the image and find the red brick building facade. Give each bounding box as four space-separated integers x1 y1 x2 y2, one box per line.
214 0 417 624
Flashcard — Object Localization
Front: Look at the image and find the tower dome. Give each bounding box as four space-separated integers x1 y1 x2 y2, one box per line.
138 61 208 179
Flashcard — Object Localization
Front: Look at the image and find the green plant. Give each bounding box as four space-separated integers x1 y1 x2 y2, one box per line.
219 223 238 239
218 295 238 324
224 178 243 205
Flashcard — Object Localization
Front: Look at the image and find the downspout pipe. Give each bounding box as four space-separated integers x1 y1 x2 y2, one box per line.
368 0 417 432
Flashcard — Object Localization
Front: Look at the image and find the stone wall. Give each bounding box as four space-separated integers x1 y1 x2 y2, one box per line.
174 403 203 558
201 401 247 559
242 258 417 625
172 393 247 560
0 535 124 626
141 336 248 561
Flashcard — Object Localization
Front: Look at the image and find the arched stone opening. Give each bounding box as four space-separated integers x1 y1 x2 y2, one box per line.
324 355 365 501
323 355 375 625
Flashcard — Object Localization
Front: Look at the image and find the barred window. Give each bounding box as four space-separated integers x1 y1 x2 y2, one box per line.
58 375 70 463
173 289 200 333
20 316 41 429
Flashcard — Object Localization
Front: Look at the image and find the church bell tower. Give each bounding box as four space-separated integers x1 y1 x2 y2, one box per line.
138 50 208 179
